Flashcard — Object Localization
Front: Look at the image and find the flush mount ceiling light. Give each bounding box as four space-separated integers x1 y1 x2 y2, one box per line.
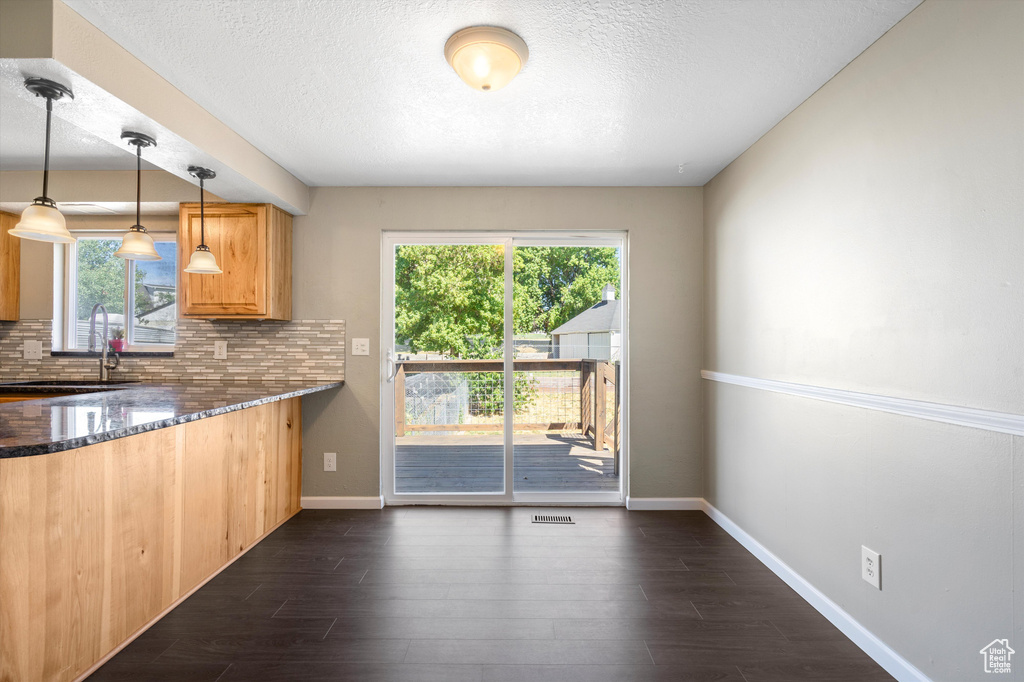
115 131 161 261
183 166 222 275
444 26 529 92
9 78 76 243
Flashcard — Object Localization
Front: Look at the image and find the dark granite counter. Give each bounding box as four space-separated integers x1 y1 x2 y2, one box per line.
0 380 342 458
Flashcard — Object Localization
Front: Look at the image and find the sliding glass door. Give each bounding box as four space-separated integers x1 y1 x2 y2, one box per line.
511 244 622 500
382 233 627 505
391 240 507 495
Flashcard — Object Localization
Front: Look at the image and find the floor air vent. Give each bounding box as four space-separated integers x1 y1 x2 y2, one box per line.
532 514 574 524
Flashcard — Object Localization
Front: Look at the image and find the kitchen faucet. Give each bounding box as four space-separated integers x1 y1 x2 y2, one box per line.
87 303 120 382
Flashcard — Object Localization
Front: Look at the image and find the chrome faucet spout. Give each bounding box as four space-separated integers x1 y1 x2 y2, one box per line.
87 304 119 381
87 304 107 352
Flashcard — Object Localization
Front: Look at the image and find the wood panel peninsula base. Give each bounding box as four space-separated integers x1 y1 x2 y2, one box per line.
0 398 303 682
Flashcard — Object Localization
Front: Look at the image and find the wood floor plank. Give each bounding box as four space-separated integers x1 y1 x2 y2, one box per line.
221 661 485 682
359 569 551 585
553 617 788 642
403 638 654 665
446 583 649 601
481 663 745 681
275 597 703 621
320 616 555 640
155 632 413 664
737 658 897 682
87 661 231 682
367 544 618 558
645 638 882 668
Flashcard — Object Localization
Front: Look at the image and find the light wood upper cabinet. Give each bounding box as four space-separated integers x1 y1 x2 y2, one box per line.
178 203 292 320
0 211 20 321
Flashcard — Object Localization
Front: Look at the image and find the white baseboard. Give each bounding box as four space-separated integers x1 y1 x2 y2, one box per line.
625 496 703 510
701 500 931 682
301 495 384 509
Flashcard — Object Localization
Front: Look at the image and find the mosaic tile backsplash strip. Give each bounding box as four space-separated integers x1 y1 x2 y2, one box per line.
0 319 345 384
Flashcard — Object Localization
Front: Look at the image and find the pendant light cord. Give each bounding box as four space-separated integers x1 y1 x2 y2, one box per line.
135 143 142 227
199 177 206 247
42 96 52 200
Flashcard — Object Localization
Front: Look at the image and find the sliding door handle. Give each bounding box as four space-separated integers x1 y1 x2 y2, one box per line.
386 348 400 383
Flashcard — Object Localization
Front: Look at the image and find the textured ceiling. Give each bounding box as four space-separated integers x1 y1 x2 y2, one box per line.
44 0 919 186
0 87 159 171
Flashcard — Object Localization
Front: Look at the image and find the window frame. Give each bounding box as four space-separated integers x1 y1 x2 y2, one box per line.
63 230 178 353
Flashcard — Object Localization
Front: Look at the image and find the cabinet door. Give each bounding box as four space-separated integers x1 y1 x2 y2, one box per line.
180 204 267 316
0 211 19 321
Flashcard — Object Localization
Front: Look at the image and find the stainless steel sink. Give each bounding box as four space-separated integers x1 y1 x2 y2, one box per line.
3 380 140 386
0 381 141 400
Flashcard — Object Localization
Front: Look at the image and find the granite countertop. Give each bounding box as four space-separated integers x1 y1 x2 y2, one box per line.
0 380 343 458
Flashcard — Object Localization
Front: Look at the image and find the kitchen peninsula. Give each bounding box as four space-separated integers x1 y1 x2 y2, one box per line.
0 380 341 682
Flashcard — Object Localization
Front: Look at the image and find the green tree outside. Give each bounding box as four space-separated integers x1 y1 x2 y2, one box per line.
513 246 620 335
75 238 175 341
394 244 620 417
75 239 127 319
395 244 506 358
395 244 620 356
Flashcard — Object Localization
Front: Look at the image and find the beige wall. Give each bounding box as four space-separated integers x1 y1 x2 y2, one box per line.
18 239 54 320
293 187 704 499
703 1 1023 680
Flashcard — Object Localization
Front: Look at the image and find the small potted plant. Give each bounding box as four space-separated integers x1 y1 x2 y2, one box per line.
109 327 126 353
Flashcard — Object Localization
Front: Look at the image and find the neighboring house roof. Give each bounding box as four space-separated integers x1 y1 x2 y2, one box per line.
144 282 175 293
137 300 176 320
551 299 621 335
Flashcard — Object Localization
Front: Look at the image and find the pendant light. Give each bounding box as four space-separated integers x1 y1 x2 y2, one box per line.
9 78 76 243
115 131 161 261
444 27 529 92
183 166 222 274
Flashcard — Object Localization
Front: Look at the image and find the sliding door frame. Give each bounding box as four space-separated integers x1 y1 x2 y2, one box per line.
380 231 629 506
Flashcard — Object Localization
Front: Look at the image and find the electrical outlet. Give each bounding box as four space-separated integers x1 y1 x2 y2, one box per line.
324 452 337 472
352 338 370 356
23 340 43 360
862 546 881 589
213 340 228 359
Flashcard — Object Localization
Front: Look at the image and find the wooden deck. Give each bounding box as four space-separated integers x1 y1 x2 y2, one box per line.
395 433 619 493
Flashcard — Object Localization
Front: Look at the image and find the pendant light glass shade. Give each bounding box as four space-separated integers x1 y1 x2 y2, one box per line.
444 27 529 92
183 244 222 274
9 78 76 244
117 131 160 261
183 166 221 275
114 225 161 260
10 200 74 243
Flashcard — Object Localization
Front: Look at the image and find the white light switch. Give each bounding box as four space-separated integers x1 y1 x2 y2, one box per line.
23 340 43 360
213 340 228 359
352 338 370 356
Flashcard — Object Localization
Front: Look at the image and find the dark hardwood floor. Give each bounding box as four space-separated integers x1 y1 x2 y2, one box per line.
89 508 894 681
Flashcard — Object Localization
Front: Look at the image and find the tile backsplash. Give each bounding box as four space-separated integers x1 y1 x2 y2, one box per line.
0 319 345 384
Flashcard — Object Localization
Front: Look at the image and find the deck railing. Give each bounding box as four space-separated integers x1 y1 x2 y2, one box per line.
395 358 620 460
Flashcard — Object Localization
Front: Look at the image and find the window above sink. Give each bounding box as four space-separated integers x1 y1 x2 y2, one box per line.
57 229 177 354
